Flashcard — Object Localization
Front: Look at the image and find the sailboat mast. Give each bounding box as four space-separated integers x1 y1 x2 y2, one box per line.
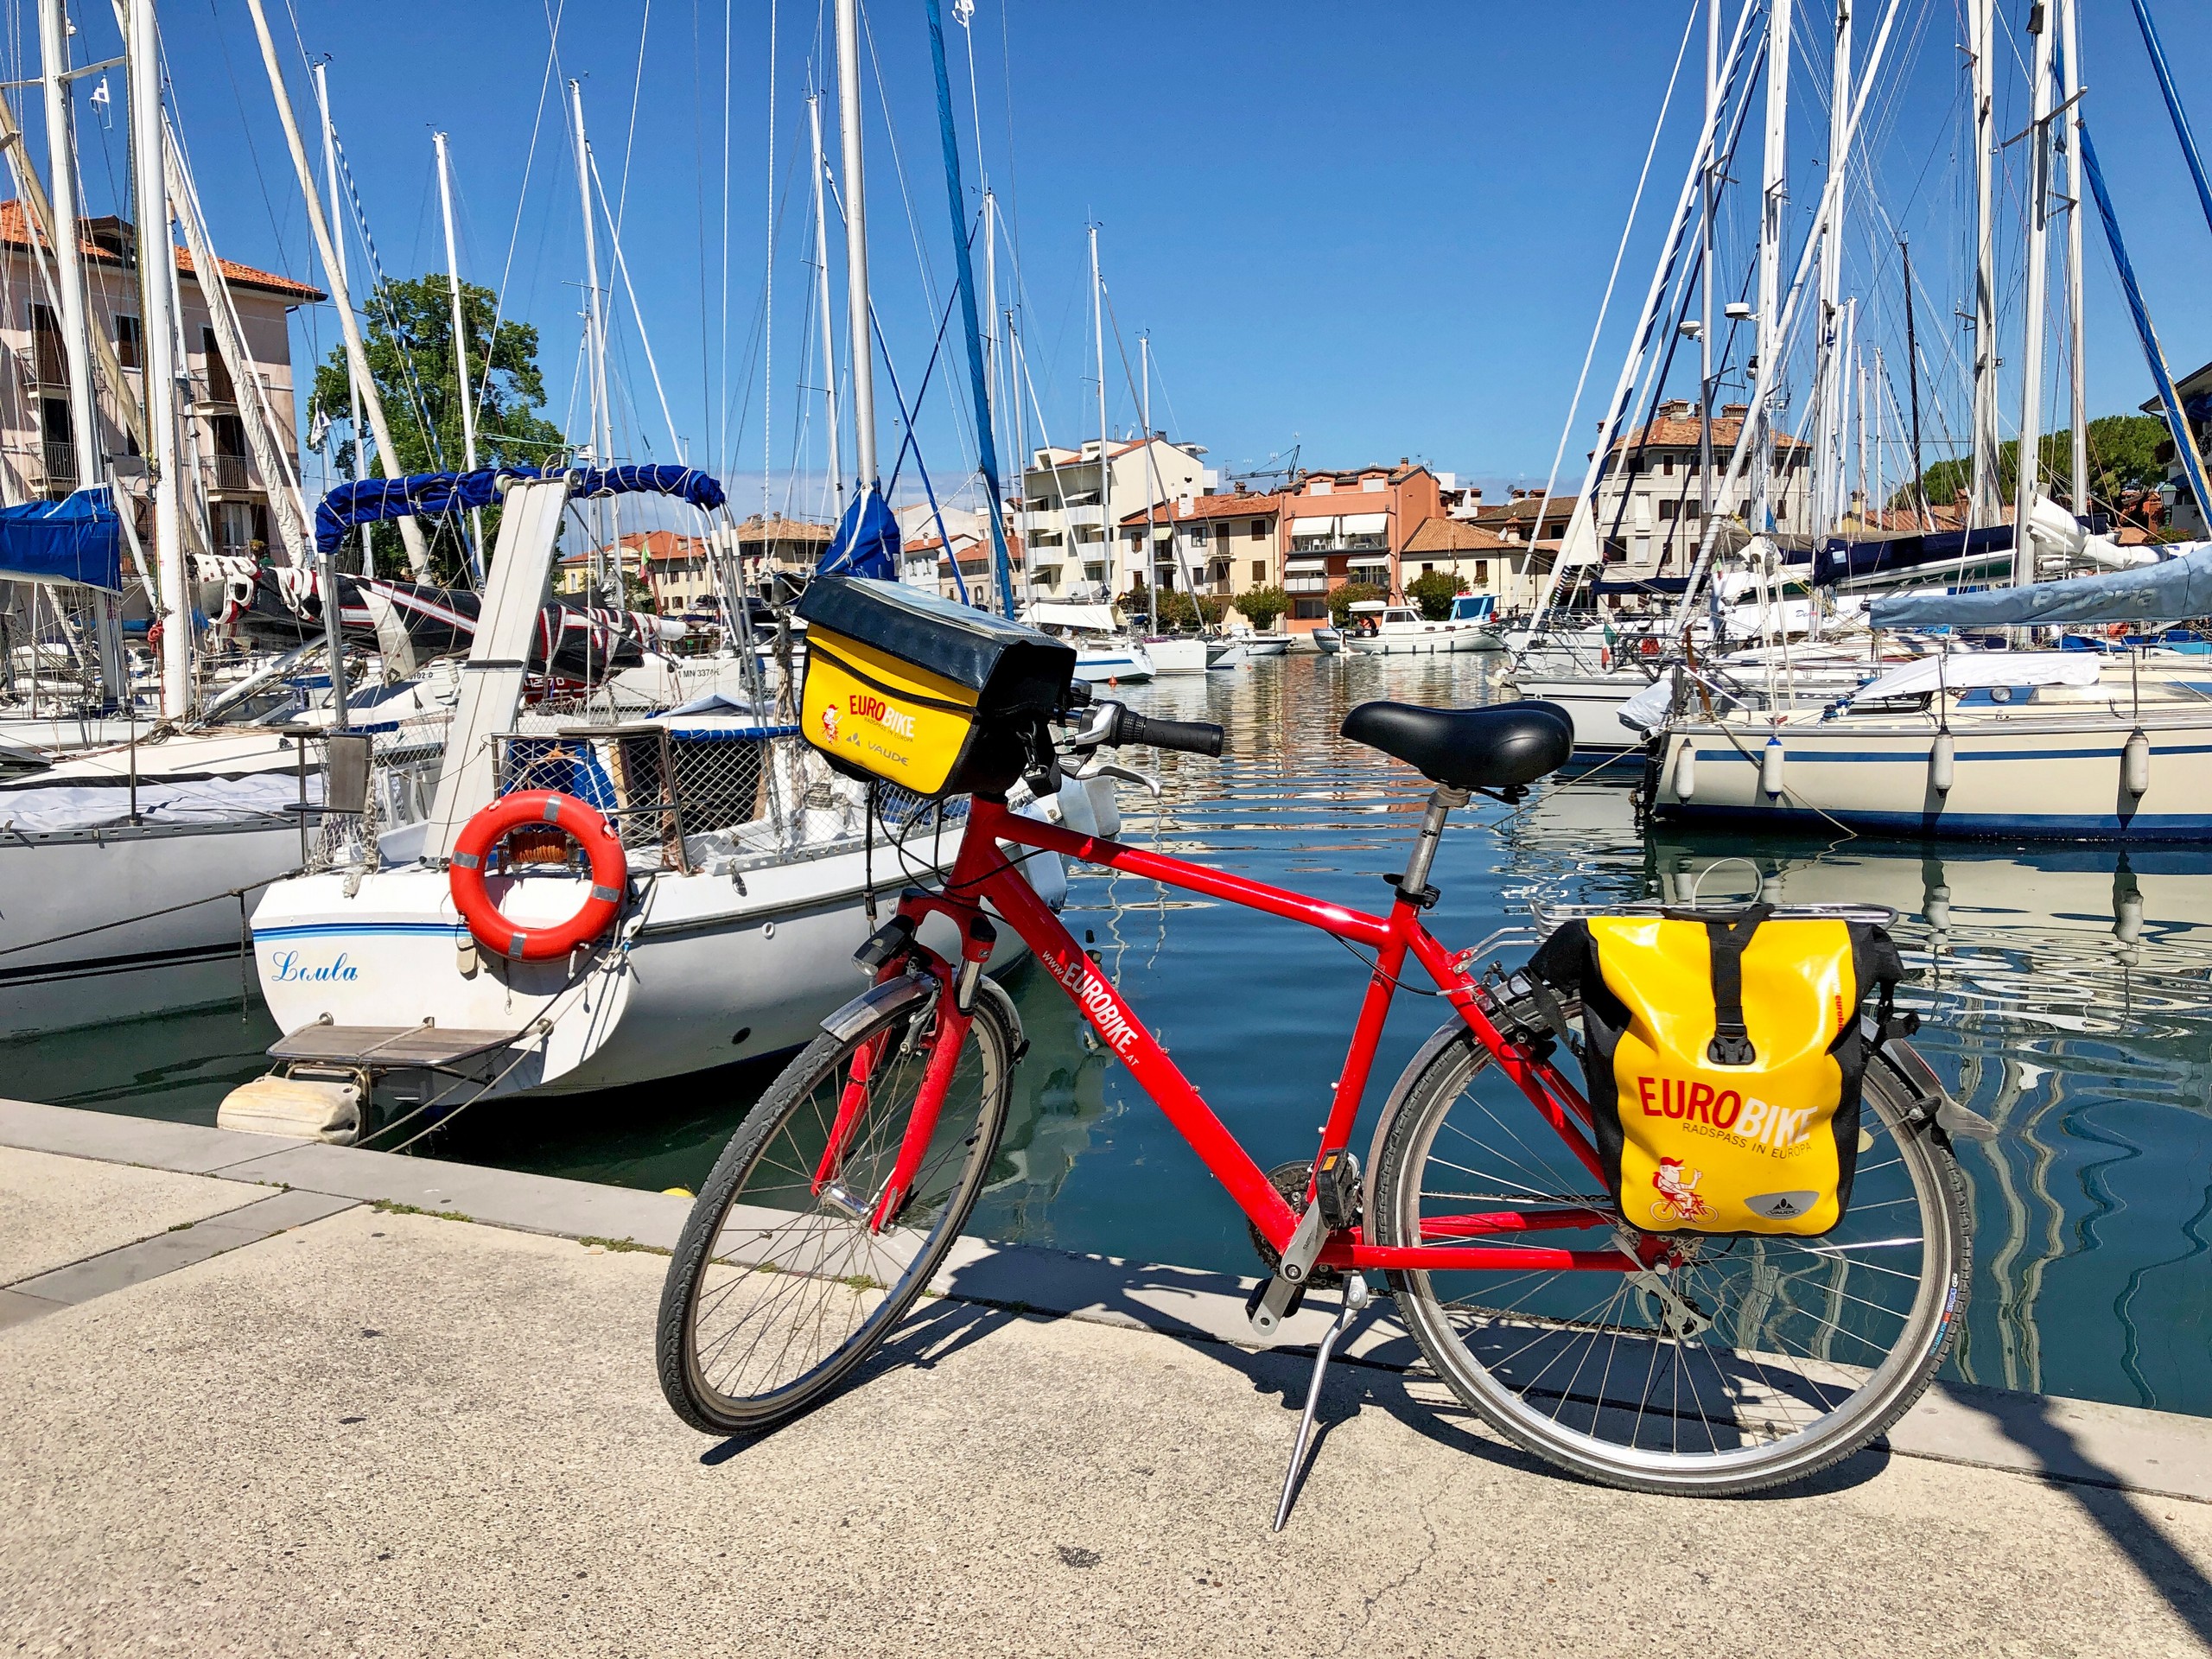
38 0 93 484
1091 225 1109 597
1699 0 1718 541
1815 0 1852 535
2061 0 2088 513
124 0 188 715
245 0 429 575
1968 0 1999 529
1754 0 1789 537
2012 0 2057 588
569 79 620 603
807 91 843 519
434 130 485 580
835 0 877 489
312 62 370 576
1141 334 1156 594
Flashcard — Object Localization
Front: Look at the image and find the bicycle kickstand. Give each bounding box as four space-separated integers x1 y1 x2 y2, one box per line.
1271 1273 1370 1533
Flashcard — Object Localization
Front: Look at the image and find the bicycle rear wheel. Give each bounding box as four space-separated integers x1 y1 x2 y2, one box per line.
656 987 1014 1434
1371 1022 1968 1495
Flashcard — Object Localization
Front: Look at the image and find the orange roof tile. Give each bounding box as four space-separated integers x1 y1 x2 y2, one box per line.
1402 517 1516 555
0 200 325 302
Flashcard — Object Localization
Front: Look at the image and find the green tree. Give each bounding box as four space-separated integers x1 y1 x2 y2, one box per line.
1325 582 1387 627
309 275 568 582
1154 588 1227 630
1406 569 1468 620
1235 585 1290 631
1897 415 2168 517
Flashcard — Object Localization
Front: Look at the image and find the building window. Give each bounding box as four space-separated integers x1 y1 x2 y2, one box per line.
1310 479 1332 495
1293 597 1330 620
115 315 143 370
1251 561 1265 583
1189 524 1209 545
1659 501 1676 521
1251 520 1266 538
1662 453 1675 476
1474 560 1489 582
1421 563 1433 575
1362 476 1385 493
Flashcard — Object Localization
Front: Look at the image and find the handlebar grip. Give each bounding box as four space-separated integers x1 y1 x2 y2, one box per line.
1109 708 1224 758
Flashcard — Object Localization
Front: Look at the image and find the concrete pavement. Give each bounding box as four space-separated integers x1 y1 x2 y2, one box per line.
3 1099 2209 1656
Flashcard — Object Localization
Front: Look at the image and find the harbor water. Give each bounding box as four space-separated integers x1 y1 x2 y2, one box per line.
10 652 2209 1417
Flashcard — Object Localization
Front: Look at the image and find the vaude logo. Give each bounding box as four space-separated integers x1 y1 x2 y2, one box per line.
848 691 917 740
271 949 359 983
1745 1191 1819 1219
1052 953 1139 1056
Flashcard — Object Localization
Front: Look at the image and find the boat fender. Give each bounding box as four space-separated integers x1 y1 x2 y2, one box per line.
1760 734 1785 798
448 790 626 963
2123 729 2151 796
1929 730 1955 793
1673 741 1697 801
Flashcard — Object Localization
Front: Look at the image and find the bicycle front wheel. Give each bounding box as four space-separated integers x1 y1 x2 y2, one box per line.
656 986 1014 1434
1371 1027 1969 1495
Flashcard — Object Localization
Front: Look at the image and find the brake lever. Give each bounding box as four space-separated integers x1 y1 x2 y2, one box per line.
1068 757 1161 798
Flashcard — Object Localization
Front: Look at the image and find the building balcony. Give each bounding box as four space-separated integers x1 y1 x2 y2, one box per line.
1015 510 1059 533
16 346 67 389
207 453 257 493
1284 575 1329 594
1063 504 1104 530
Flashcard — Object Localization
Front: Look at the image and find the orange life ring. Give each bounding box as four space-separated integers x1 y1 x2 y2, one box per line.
448 790 626 962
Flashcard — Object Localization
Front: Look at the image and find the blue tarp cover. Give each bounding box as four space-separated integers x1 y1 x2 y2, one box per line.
0 486 122 590
1870 543 2212 628
315 464 728 556
1801 524 2016 588
817 485 901 582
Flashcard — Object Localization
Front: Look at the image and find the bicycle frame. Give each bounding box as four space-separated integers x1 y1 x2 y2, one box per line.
861 791 1648 1278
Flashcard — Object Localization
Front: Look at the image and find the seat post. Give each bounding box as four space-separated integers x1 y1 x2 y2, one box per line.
1398 785 1470 899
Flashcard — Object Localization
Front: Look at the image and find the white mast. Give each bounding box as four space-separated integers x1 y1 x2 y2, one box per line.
568 79 619 601
124 0 188 714
982 188 1005 601
312 62 370 576
1141 333 1156 594
835 0 876 490
1091 224 1109 595
1967 0 1999 529
2012 0 2056 588
1854 329 1868 521
1753 0 1789 537
806 90 842 518
243 0 429 576
1814 0 1852 534
434 130 485 580
1699 0 1719 546
38 0 94 484
2061 0 2088 513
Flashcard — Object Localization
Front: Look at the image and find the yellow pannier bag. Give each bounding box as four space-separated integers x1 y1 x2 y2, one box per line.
1529 907 1904 1236
794 577 1076 798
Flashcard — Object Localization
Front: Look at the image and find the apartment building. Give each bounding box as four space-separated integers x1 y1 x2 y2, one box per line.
1399 517 1549 611
563 516 830 607
1115 486 1284 603
1017 435 1213 599
1587 401 1808 586
0 202 321 559
1279 461 1444 632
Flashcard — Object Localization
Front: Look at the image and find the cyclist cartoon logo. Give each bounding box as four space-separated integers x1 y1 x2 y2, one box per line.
818 702 841 743
1650 1156 1713 1224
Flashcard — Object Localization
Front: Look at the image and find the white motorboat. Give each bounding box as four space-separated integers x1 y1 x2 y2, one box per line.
1312 626 1343 654
1235 632 1290 658
1342 598 1504 655
1142 635 1208 675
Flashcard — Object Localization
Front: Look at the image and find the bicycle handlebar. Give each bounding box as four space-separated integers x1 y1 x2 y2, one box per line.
1106 706 1225 758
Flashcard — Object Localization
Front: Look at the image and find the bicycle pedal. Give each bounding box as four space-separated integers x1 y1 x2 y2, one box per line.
1244 1274 1306 1338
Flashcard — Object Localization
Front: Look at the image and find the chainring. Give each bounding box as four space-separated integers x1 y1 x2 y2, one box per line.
1245 1160 1345 1292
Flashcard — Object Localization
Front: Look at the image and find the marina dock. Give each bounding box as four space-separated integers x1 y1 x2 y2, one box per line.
3 1096 2208 1656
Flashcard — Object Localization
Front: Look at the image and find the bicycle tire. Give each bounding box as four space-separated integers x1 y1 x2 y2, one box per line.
1370 1019 1969 1495
656 988 1014 1435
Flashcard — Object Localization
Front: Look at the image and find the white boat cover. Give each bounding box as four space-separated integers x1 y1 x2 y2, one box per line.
1849 652 2101 704
0 771 321 832
1871 542 2212 627
1027 602 1118 635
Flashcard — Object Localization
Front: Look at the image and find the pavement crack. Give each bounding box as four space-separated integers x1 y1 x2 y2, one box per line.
1330 1476 1447 1655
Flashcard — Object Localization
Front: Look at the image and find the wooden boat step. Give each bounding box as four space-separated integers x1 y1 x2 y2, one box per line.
267 1023 525 1068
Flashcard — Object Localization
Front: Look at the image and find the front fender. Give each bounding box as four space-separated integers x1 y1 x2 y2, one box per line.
820 970 932 1045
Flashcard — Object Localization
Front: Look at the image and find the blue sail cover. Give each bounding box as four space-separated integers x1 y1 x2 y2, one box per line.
315 464 728 557
1870 544 2212 628
817 485 901 582
0 486 123 590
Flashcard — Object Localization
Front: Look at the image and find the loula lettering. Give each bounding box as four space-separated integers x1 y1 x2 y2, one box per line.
270 949 360 984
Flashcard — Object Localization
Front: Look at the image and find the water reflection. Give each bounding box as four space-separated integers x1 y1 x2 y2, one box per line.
10 651 2209 1415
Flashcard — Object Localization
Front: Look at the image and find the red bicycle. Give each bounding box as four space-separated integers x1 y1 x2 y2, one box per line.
658 694 1970 1506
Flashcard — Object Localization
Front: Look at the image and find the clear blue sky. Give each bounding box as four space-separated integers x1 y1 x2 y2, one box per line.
22 1 2212 518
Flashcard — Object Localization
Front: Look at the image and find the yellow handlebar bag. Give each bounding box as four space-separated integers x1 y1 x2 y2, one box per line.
1529 908 1904 1237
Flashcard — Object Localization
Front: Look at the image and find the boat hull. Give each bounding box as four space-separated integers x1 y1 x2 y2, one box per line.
1071 645 1154 684
1344 626 1503 655
1652 715 2212 840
